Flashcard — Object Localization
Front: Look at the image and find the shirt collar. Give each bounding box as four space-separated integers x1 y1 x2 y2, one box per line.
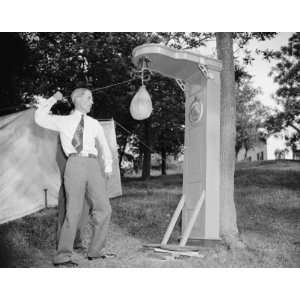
72 110 86 117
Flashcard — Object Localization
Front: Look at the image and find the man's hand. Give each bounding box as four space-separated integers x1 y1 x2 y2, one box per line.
105 171 112 180
32 91 63 109
53 91 63 101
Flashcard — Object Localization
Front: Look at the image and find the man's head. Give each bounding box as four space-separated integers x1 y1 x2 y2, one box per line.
71 88 93 114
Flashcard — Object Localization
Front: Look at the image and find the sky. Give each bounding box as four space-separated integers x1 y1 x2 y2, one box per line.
243 32 293 108
198 32 293 110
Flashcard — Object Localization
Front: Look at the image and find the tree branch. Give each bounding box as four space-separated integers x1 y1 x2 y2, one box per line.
289 122 300 133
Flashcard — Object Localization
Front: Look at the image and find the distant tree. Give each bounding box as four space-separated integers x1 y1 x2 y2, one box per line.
0 33 28 113
149 76 185 175
236 77 269 158
266 32 300 149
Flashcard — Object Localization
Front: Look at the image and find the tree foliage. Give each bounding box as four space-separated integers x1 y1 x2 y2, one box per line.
148 75 185 175
16 32 203 178
0 33 28 112
236 77 269 157
0 32 278 178
266 33 300 148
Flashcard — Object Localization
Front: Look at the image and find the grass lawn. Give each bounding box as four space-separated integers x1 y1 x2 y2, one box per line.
0 160 299 267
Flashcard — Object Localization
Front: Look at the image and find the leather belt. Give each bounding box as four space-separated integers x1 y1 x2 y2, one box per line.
69 153 98 159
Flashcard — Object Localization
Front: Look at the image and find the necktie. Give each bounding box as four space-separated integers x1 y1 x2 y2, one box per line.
72 115 84 153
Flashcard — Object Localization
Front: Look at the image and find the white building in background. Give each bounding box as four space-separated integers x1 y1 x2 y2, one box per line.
237 128 300 162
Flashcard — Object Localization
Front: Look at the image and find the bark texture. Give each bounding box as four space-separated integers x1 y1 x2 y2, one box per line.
141 119 151 180
216 33 244 248
161 148 167 175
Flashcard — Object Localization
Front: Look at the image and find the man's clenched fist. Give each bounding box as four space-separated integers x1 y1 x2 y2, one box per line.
53 91 63 101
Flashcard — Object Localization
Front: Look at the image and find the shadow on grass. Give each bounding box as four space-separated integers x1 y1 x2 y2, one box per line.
235 168 300 191
122 174 183 185
0 209 57 267
0 230 25 267
111 180 182 245
258 205 300 224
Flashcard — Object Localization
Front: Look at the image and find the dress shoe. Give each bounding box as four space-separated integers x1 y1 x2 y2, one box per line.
87 253 117 260
53 260 78 267
74 243 87 251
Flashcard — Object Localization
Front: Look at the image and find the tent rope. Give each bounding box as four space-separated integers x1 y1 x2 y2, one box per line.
0 78 135 113
113 120 172 167
0 78 179 170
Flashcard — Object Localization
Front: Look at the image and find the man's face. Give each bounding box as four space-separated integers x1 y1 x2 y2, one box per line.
75 91 93 113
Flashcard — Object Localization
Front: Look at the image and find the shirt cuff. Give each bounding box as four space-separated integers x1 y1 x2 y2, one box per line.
104 161 113 173
47 97 58 106
105 166 112 173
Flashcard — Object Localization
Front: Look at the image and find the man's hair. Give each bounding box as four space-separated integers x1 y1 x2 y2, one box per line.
71 88 91 103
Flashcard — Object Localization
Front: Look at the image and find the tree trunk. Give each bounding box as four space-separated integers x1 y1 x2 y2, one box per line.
118 142 127 170
141 119 151 180
161 148 167 175
235 144 241 159
244 149 248 160
216 33 243 248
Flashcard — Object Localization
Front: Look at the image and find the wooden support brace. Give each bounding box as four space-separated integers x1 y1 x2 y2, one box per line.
161 195 185 245
154 247 204 258
180 190 205 246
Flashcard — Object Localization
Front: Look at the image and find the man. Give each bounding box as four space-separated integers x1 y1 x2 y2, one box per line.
55 138 89 250
35 88 113 266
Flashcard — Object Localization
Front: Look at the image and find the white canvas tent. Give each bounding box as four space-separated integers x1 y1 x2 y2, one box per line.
0 108 122 225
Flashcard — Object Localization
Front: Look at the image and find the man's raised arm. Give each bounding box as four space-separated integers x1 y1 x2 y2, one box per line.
34 91 64 131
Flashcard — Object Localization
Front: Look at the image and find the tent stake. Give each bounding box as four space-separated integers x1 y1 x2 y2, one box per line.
43 188 48 209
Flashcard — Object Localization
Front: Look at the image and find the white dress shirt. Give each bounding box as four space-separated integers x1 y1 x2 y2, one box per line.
34 97 113 173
